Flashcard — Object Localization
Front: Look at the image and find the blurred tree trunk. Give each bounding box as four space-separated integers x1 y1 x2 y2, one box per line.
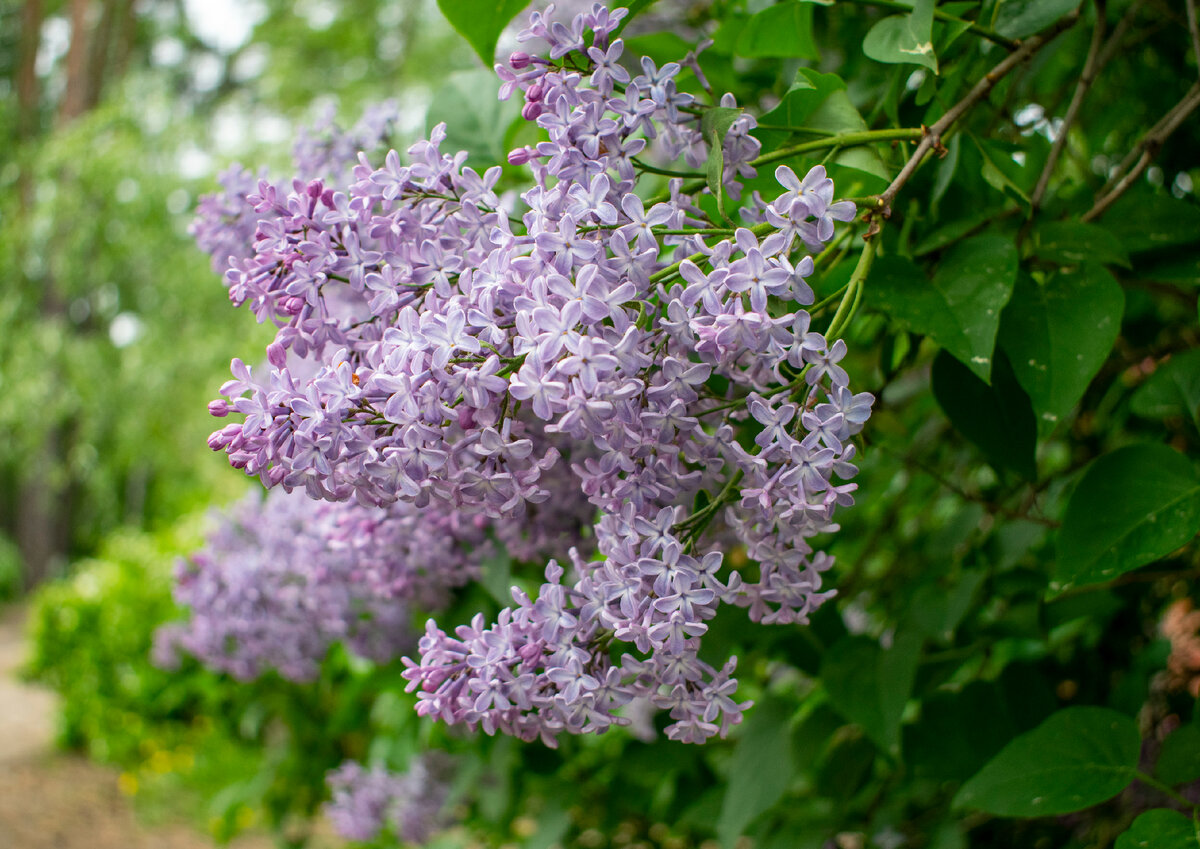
59 0 95 124
16 0 43 142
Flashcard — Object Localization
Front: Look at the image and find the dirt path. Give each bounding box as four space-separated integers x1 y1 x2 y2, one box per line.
0 604 275 849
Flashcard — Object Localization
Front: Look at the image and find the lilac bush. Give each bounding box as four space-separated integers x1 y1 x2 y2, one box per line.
189 2 871 745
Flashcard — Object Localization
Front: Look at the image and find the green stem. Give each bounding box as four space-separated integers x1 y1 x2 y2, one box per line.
751 128 925 170
648 129 925 206
841 0 1020 49
752 125 837 136
1135 771 1199 809
647 221 775 285
632 157 706 179
825 239 876 340
678 469 746 547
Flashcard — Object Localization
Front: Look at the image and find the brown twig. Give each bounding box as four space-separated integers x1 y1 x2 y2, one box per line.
1188 0 1200 74
1082 80 1200 222
867 9 1081 235
1029 0 1108 213
882 444 1061 529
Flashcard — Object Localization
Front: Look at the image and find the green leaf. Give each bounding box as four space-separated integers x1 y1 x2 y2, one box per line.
437 0 529 66
905 681 1020 782
815 730 877 801
427 69 521 167
931 133 960 209
932 350 1037 480
735 2 819 59
480 551 514 607
869 236 1018 383
906 570 987 640
1053 444 1200 591
821 632 921 755
1031 221 1131 269
754 69 845 153
998 266 1124 435
717 697 796 847
1100 190 1200 253
994 0 1081 40
612 0 658 38
1156 722 1200 786
862 0 938 73
806 88 889 181
702 106 744 222
975 137 1031 206
954 707 1140 816
1115 809 1200 849
1131 349 1200 431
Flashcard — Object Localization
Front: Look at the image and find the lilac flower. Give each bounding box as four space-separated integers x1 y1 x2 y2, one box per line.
193 2 873 755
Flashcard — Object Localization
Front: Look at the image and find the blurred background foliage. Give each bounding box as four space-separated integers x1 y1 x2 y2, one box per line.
0 0 469 587
3 0 1200 848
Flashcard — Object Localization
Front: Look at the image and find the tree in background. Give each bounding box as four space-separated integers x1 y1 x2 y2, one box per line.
0 0 465 587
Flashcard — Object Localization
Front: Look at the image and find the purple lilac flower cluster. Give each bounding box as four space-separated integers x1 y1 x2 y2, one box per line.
196 3 869 743
157 431 595 681
324 756 452 844
191 100 401 273
154 487 483 681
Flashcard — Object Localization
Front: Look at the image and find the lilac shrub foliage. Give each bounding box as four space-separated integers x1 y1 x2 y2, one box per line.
191 2 872 745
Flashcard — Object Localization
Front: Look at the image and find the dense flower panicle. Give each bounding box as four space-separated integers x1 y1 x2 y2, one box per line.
158 429 596 681
194 2 873 743
324 756 452 844
154 488 483 680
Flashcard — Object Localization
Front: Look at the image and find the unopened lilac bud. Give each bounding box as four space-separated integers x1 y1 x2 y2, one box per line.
283 296 306 315
509 51 532 69
526 82 544 102
208 422 240 451
508 146 537 166
267 341 288 368
306 179 324 199
522 101 543 121
320 187 335 208
208 399 230 417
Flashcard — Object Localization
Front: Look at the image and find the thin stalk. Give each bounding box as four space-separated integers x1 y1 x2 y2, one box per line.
1134 771 1198 810
826 239 876 341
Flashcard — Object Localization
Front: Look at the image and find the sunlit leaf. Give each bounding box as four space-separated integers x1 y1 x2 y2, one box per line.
436 0 529 66
735 2 819 59
862 0 938 73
